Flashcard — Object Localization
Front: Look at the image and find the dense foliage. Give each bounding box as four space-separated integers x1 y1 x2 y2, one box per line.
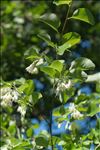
0 0 100 150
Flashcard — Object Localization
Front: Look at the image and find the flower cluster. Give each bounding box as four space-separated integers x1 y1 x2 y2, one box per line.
56 80 72 96
0 87 19 107
26 58 44 74
17 105 26 118
69 103 83 119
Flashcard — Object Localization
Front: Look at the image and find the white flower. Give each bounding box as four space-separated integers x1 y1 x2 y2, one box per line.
65 121 70 130
12 90 19 101
9 120 15 126
0 87 11 96
32 140 36 149
17 106 26 117
56 80 72 96
69 103 76 113
36 58 44 66
1 92 12 107
26 58 43 74
0 87 19 107
71 110 83 119
26 62 36 74
64 80 72 89
69 103 83 119
58 123 62 128
0 145 8 150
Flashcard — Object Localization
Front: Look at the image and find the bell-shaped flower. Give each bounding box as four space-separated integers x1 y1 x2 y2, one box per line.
36 58 44 66
69 103 76 113
12 90 19 102
17 105 26 117
26 62 36 74
26 58 43 74
71 109 83 119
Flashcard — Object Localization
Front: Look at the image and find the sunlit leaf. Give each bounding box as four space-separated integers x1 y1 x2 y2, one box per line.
57 32 81 55
54 0 72 6
70 57 95 71
40 66 56 77
50 60 64 72
70 8 95 25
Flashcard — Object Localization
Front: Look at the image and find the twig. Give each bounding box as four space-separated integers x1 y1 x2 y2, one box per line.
61 4 71 36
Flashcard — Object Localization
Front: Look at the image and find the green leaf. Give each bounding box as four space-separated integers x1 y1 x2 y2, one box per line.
39 13 60 32
54 0 72 6
40 66 56 78
96 80 100 93
40 60 64 77
18 80 34 95
57 32 81 55
70 69 88 81
26 127 33 138
87 103 100 117
32 92 42 105
50 60 64 72
70 57 95 71
25 48 40 61
70 8 95 25
35 135 49 147
38 33 55 48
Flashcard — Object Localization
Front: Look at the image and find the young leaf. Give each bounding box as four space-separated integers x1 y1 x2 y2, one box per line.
50 60 64 72
57 32 81 55
70 8 95 25
40 66 56 78
70 57 95 71
39 13 60 32
38 33 55 48
54 0 72 6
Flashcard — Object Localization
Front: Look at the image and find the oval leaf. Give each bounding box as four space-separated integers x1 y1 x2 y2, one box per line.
39 13 60 32
70 8 95 25
50 60 64 72
57 32 81 55
70 57 95 71
40 66 56 77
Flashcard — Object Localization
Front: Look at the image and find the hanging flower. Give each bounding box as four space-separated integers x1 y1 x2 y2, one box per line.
26 58 44 74
0 87 11 97
69 103 76 112
1 92 12 107
0 87 19 107
26 62 37 74
56 80 72 96
64 80 72 89
69 103 83 119
71 109 83 119
36 58 44 66
17 105 26 117
12 90 19 102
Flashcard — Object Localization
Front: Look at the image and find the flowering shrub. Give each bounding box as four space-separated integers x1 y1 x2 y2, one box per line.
0 0 100 150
